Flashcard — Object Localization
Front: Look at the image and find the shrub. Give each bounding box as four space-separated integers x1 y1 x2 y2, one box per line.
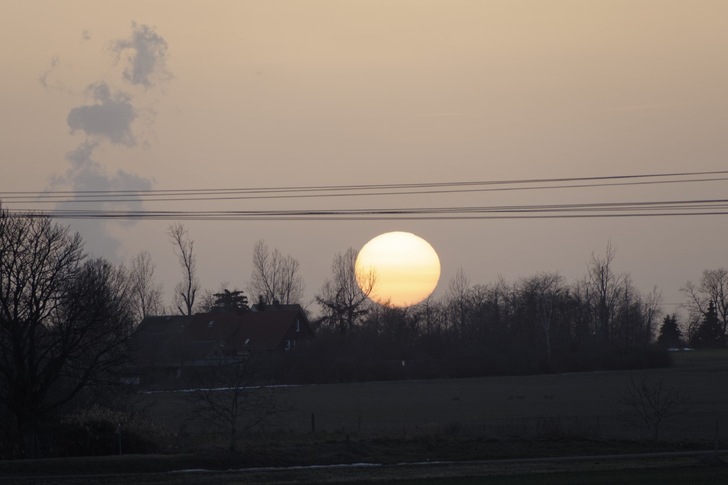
48 405 163 457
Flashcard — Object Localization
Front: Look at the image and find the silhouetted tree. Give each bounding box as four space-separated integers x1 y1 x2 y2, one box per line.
682 268 728 341
168 223 199 316
573 243 659 353
127 250 163 324
656 314 682 349
183 356 279 452
585 242 623 348
617 375 690 441
519 272 565 366
0 208 134 457
317 248 375 336
249 240 304 305
444 267 472 340
690 301 725 348
211 289 249 313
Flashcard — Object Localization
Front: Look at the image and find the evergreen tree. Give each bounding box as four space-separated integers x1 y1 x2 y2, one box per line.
656 314 682 349
690 301 725 348
212 289 249 313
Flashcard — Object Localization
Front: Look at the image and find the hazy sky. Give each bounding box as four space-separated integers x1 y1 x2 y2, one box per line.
2 1 727 315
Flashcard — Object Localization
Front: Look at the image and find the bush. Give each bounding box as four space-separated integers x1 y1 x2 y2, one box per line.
47 405 163 457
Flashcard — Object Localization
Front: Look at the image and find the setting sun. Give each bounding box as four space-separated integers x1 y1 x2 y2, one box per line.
355 231 441 307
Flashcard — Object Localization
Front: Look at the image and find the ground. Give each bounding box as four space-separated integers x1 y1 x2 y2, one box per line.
1 349 728 483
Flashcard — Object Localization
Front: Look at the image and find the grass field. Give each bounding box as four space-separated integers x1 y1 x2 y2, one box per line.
3 350 728 483
147 348 728 445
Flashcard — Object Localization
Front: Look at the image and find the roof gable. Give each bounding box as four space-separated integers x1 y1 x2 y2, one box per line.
131 308 312 366
229 311 299 350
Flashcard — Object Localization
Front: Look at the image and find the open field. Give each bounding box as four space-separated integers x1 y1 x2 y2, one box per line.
3 350 728 483
147 349 728 444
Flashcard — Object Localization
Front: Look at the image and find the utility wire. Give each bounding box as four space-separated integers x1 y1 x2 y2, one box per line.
2 170 727 221
1 170 727 204
9 198 728 221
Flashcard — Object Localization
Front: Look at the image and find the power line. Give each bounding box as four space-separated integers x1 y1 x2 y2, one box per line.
9 198 728 221
3 169 727 221
1 170 727 204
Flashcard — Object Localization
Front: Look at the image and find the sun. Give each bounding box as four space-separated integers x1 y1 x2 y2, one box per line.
355 231 441 307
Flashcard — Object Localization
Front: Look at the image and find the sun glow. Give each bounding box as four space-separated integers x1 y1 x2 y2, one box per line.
355 231 441 307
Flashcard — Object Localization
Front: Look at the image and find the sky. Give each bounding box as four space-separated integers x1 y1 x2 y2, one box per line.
2 1 727 317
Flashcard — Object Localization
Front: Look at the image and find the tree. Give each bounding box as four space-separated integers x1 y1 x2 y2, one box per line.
183 357 279 451
617 375 690 441
211 289 249 313
197 284 249 314
445 267 471 340
656 314 682 349
520 272 564 366
249 240 304 305
127 251 163 324
576 243 659 352
682 268 728 340
168 223 199 316
690 301 725 349
0 208 134 456
585 242 624 348
316 248 374 336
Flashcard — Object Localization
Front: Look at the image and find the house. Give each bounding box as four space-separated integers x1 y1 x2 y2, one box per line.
127 305 313 386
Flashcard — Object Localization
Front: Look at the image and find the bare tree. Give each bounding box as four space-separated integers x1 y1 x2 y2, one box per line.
446 267 471 340
127 251 163 324
639 286 663 345
586 242 624 347
316 248 375 336
617 375 690 441
184 357 279 451
682 268 728 341
168 223 199 316
0 208 135 456
249 240 304 305
521 272 564 365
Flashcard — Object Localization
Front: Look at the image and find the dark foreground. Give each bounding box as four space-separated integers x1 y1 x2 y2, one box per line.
0 441 726 484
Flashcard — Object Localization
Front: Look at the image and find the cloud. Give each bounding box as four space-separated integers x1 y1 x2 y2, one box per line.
65 140 153 201
46 23 170 259
67 82 137 146
50 141 154 257
113 22 171 88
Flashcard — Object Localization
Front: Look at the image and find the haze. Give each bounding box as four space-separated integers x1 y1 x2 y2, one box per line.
2 1 727 315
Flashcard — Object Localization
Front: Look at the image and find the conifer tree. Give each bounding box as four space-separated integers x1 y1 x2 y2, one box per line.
656 314 682 349
690 301 725 348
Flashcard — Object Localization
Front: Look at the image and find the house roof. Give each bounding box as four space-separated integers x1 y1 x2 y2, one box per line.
183 313 242 342
131 307 311 367
228 311 301 350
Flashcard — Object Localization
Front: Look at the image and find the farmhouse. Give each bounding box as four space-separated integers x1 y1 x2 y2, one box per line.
127 304 313 386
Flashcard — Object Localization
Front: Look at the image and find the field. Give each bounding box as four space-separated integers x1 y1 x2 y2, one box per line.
2 350 728 483
147 348 728 443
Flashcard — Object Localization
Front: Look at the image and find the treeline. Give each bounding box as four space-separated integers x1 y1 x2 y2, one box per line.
281 245 668 383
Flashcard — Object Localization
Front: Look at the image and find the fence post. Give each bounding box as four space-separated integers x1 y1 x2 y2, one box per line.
715 418 719 457
117 422 123 455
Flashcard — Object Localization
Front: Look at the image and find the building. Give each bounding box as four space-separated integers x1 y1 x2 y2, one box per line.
126 305 313 386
